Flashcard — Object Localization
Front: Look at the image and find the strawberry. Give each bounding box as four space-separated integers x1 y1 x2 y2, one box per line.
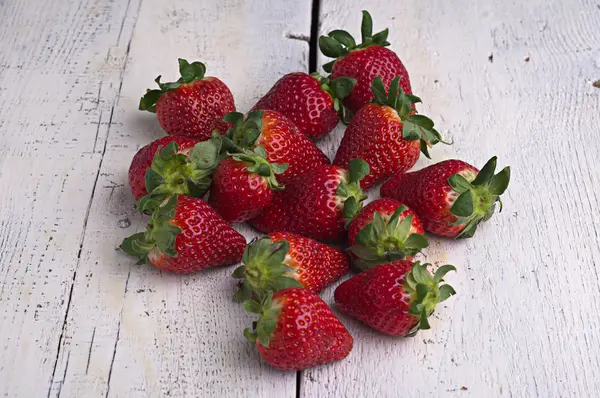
334 76 444 189
252 72 356 139
128 135 222 201
319 11 412 112
139 59 235 140
223 110 329 185
347 198 428 270
208 147 287 223
243 288 353 370
251 159 370 242
232 232 350 299
380 157 511 238
334 261 456 336
120 195 246 273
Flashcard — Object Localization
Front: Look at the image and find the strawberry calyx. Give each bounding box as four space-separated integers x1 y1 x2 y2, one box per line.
229 146 288 191
139 59 208 113
120 196 182 263
349 205 429 271
448 156 511 239
136 136 223 213
404 262 456 336
223 110 264 150
319 10 390 73
243 292 282 347
371 76 448 159
337 158 370 225
232 237 303 302
311 73 357 117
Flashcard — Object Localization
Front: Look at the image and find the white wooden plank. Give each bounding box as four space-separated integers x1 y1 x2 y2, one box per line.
0 0 141 397
50 1 312 397
307 1 600 397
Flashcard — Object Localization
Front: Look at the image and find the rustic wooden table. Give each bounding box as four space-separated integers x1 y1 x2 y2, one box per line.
1 0 599 397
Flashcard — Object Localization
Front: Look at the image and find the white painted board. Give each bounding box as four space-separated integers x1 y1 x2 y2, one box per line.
0 0 143 396
49 0 314 396
0 0 310 397
306 1 600 397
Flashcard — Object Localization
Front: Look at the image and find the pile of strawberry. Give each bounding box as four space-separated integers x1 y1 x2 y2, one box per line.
121 11 510 371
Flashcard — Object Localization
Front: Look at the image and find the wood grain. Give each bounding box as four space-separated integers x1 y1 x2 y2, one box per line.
46 1 311 397
0 0 142 396
306 1 600 397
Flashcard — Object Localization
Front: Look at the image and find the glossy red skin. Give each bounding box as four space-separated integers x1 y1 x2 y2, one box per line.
334 260 418 336
380 160 479 237
156 77 235 140
209 158 272 223
148 196 246 273
347 198 424 261
253 73 338 140
251 165 347 242
256 110 330 185
257 287 353 370
331 46 412 112
128 136 199 200
334 103 420 189
268 232 350 293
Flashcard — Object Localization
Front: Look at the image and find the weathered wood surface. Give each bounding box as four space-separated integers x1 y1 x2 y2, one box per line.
0 0 599 397
0 0 309 397
308 1 600 397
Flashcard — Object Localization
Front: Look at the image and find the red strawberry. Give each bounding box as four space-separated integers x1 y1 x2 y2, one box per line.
347 198 428 270
252 72 356 139
243 288 353 370
120 195 246 273
380 157 511 238
139 59 235 140
232 232 350 299
334 261 456 336
319 11 412 112
251 159 369 242
223 110 329 185
334 76 445 189
128 136 222 201
208 148 287 223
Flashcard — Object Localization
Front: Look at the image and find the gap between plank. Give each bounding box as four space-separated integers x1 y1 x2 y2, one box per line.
308 0 321 73
297 0 320 394
296 370 302 398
